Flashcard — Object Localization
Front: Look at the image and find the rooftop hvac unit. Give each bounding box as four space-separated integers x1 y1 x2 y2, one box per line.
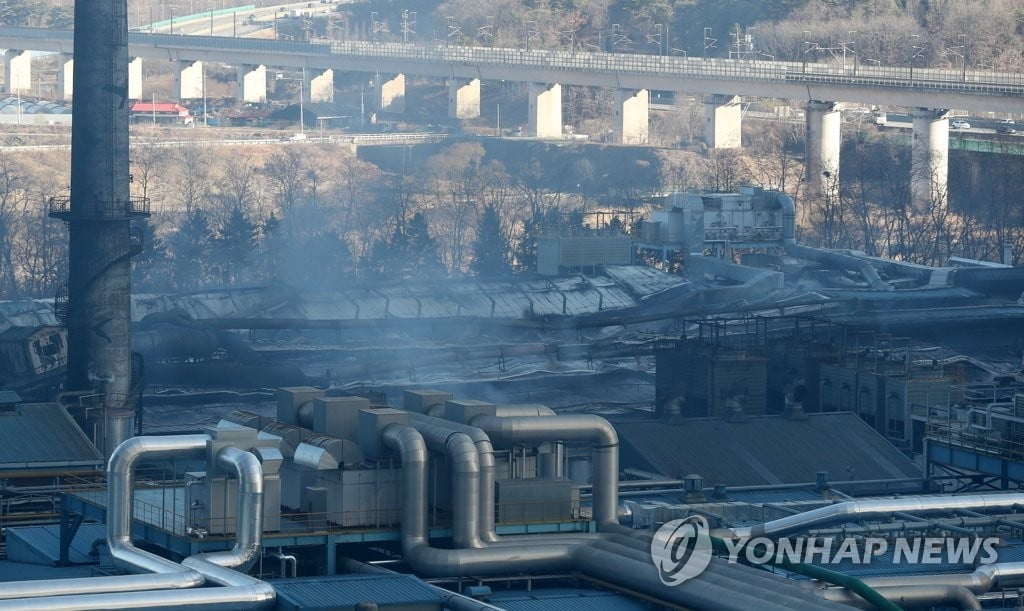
276 386 325 427
313 396 370 440
495 478 577 524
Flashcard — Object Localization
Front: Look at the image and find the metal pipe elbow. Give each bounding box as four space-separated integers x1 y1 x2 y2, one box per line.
383 423 428 465
445 432 480 476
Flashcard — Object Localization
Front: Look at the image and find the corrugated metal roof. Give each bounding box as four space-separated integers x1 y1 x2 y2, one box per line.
6 523 106 565
616 413 920 486
0 300 57 334
0 560 95 581
128 267 686 325
488 588 649 611
0 403 103 469
271 574 445 610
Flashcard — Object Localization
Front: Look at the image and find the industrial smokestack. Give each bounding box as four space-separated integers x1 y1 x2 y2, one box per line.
52 0 146 456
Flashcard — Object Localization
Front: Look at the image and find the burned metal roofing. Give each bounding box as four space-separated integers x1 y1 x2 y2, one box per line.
0 300 57 334
0 403 103 470
616 412 920 486
130 267 683 325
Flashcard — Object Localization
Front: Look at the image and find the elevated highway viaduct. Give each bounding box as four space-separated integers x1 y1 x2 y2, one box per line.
1 25 1022 206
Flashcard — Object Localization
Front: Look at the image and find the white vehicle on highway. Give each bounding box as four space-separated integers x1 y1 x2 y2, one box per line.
950 119 971 129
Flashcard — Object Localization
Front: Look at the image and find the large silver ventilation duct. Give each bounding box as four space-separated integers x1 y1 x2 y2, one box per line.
858 562 1024 594
0 435 274 610
469 414 619 528
409 414 500 543
822 584 982 610
494 405 556 417
381 424 584 576
406 419 482 549
578 537 840 610
408 414 600 548
0 435 210 602
395 416 841 607
773 192 890 291
194 446 265 571
728 493 1024 539
108 436 212 573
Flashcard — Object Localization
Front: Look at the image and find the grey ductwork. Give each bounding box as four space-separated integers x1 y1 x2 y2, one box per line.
0 435 274 610
469 414 619 528
409 413 500 543
407 414 596 548
494 404 556 417
293 434 363 470
728 493 1024 539
858 562 1024 594
773 192 890 291
578 537 840 610
822 584 981 610
407 418 483 549
391 417 844 607
381 424 585 577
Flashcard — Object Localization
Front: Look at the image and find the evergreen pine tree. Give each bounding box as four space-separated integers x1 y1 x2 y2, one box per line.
404 211 444 279
471 205 511 277
214 205 258 285
168 208 212 291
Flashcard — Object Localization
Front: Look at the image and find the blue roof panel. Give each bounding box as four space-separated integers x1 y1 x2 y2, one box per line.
489 588 650 611
272 573 444 610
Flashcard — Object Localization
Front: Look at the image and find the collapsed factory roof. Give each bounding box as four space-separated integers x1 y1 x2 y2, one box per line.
616 412 921 486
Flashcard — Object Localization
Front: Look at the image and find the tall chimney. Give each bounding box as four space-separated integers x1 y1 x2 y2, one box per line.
52 0 146 457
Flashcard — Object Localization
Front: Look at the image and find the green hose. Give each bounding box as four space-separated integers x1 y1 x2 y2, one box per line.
709 535 902 611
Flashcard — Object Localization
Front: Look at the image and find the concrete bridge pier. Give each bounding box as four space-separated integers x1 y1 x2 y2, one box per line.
56 54 73 101
448 78 480 120
377 73 404 113
306 68 334 103
702 94 742 149
615 88 649 145
176 60 203 99
911 108 950 209
237 64 267 103
529 82 562 138
805 100 842 199
4 49 30 93
128 57 142 99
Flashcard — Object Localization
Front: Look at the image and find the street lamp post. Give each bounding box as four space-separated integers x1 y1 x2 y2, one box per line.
909 34 926 83
848 30 858 74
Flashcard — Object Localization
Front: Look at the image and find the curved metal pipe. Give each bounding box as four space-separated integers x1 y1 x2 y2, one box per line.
266 551 298 578
191 446 264 571
381 424 585 577
0 435 210 601
822 584 981 610
575 544 829 611
729 493 1024 539
784 240 891 291
108 435 212 574
859 562 1024 594
0 436 275 609
469 414 619 528
494 405 556 417
408 417 483 549
408 414 597 548
409 414 499 543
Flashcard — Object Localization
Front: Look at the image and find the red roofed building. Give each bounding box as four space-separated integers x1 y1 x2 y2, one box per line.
129 101 193 125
